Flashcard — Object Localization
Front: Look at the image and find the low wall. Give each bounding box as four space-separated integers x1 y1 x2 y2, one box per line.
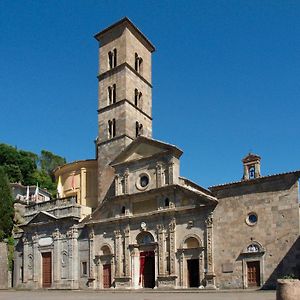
0 242 8 289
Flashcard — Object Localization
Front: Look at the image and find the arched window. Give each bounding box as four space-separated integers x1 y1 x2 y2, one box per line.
108 86 112 105
101 245 111 256
113 48 117 67
136 232 154 245
112 119 116 137
183 237 200 249
134 53 143 74
134 88 139 106
108 120 112 138
108 51 113 69
108 119 116 139
164 198 170 207
112 84 116 103
135 121 143 137
135 53 139 71
108 49 117 69
249 166 255 179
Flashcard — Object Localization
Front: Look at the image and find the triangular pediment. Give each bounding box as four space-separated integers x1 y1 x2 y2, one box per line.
24 211 57 226
110 136 183 166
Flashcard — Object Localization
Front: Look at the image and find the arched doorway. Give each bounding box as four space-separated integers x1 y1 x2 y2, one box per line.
100 245 112 288
136 232 155 288
179 235 203 288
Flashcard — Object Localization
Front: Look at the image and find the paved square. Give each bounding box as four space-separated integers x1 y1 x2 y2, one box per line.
0 290 275 300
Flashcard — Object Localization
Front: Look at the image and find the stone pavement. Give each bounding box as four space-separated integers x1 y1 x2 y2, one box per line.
0 290 276 300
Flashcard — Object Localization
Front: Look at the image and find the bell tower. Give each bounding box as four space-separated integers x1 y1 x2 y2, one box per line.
242 153 261 180
94 17 155 201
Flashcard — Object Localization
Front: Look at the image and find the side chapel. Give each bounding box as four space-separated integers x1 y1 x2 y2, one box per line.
13 17 300 290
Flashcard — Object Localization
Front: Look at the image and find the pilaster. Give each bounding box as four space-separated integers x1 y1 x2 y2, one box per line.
169 218 176 275
205 213 216 289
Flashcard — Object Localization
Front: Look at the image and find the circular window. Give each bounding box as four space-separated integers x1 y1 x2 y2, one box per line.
246 212 258 226
136 173 150 190
140 175 149 187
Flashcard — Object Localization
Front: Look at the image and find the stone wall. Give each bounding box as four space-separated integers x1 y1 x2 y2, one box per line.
211 174 300 289
0 242 8 289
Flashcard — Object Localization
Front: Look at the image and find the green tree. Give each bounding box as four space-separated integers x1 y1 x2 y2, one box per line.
40 150 66 177
0 167 14 241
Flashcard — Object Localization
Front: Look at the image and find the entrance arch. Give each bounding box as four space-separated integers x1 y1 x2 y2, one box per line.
136 231 156 288
179 235 204 288
96 244 113 289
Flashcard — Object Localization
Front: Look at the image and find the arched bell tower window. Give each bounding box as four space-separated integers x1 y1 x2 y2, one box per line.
249 166 255 179
135 53 143 74
135 121 143 137
108 48 117 69
108 119 116 139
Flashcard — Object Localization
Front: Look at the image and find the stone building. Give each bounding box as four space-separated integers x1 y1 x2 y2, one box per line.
13 17 300 290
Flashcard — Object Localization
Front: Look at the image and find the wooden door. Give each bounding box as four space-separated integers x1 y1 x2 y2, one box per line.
187 259 199 287
140 251 155 288
42 252 52 288
103 264 111 288
247 261 260 287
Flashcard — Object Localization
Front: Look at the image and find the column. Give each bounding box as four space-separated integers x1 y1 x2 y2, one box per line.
114 230 122 277
168 163 174 185
80 167 87 205
205 212 216 289
89 227 95 282
156 163 162 188
179 251 184 287
22 236 28 284
115 174 120 196
131 247 139 288
169 218 176 275
199 252 203 287
124 225 130 277
68 226 79 289
157 224 166 275
32 233 39 285
124 168 129 194
52 228 61 284
94 256 101 289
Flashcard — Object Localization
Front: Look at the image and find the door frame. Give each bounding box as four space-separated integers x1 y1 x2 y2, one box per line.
41 251 52 288
242 257 264 288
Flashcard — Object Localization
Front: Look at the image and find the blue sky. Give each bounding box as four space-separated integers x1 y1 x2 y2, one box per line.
1 0 299 187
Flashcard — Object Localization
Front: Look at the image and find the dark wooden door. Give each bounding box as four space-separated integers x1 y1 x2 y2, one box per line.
42 252 52 288
187 259 199 287
140 251 155 288
103 264 111 288
247 261 260 287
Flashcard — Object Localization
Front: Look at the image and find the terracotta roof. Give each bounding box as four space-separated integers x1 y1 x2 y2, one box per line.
242 153 261 163
209 170 300 190
94 17 155 52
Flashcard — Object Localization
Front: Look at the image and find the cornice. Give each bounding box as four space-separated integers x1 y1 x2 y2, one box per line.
97 62 152 88
97 99 152 120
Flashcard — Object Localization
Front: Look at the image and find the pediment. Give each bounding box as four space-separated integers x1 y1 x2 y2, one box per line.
110 136 183 166
25 211 57 226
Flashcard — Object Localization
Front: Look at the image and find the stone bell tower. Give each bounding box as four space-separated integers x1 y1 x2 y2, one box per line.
242 153 261 180
94 17 155 202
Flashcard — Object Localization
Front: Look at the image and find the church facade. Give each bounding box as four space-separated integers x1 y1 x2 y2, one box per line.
13 18 300 290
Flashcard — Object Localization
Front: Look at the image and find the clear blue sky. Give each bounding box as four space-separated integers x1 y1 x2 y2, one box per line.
1 0 299 188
